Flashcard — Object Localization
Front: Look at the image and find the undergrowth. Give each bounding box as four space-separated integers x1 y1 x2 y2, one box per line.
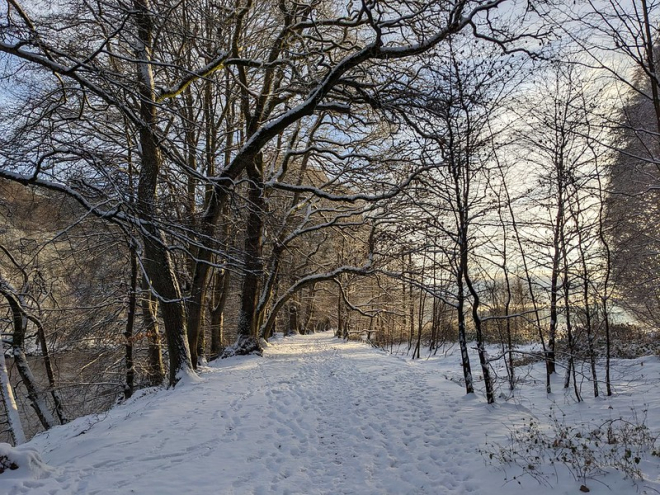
480 407 659 491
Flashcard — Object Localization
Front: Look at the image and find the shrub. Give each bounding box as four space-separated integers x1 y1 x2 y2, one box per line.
480 407 659 491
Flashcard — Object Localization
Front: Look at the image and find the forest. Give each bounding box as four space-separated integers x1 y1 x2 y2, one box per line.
0 0 659 450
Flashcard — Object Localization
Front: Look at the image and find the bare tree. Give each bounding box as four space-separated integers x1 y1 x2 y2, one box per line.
0 341 25 445
514 61 606 398
385 36 521 401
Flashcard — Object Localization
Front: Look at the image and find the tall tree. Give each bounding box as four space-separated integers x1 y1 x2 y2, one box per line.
0 0 535 390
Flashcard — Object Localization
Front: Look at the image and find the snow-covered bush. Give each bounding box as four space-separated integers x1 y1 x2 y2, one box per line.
0 443 54 480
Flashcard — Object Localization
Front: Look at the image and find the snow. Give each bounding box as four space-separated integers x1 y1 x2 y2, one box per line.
0 331 658 494
0 443 54 480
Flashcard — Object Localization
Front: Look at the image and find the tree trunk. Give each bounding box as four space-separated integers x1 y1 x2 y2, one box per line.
413 268 426 360
604 298 612 396
548 157 566 378
301 284 317 334
408 253 415 351
0 349 25 446
186 150 233 365
0 278 57 429
124 245 138 400
288 298 299 335
141 276 165 387
456 273 474 395
575 213 598 397
31 314 66 424
464 254 495 404
561 276 581 402
186 277 207 368
236 181 264 341
336 280 343 339
12 347 57 429
501 171 549 393
228 157 265 356
497 203 515 391
210 268 231 357
548 262 560 377
134 0 194 386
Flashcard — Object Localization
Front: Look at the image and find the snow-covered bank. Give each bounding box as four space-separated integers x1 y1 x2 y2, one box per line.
0 332 658 494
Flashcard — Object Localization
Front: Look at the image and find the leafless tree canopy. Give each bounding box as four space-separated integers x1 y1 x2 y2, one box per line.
0 0 657 442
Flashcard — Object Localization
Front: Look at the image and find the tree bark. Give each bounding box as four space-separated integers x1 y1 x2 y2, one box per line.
456 271 474 395
301 283 317 334
0 278 57 429
210 267 231 358
228 156 266 355
133 0 194 386
141 276 165 386
463 246 494 403
124 245 138 400
0 349 25 446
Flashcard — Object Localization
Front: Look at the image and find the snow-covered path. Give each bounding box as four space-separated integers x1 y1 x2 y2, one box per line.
2 331 658 494
224 334 486 494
